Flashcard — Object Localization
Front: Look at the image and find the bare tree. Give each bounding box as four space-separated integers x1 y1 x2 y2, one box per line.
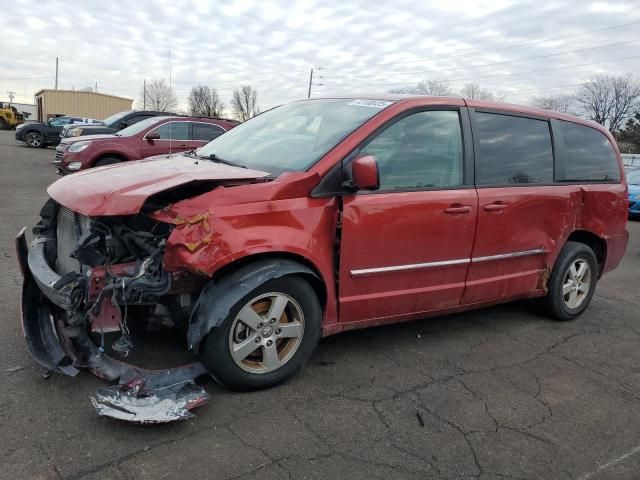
142 79 178 112
575 74 640 132
231 85 259 121
188 85 225 117
530 94 574 114
460 82 504 101
390 79 452 96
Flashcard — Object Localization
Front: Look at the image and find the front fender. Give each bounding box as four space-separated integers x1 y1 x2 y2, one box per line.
187 258 318 351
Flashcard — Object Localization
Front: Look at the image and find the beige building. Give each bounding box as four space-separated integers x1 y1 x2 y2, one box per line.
34 89 133 121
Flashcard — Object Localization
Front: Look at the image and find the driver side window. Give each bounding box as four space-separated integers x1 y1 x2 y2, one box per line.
361 110 464 191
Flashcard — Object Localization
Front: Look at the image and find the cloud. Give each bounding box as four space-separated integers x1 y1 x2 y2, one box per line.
1 0 639 112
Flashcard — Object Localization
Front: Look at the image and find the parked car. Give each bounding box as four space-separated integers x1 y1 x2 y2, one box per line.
16 116 100 147
17 96 628 413
628 169 640 217
54 116 238 173
60 110 177 138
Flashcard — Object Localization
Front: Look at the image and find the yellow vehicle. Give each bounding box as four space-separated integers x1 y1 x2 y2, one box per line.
0 102 24 129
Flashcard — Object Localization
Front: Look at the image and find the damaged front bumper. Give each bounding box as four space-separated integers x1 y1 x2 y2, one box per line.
16 227 211 423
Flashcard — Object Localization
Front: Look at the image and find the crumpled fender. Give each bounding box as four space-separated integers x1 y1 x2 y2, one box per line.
187 258 318 351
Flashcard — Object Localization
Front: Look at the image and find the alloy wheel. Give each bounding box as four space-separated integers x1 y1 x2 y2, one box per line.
562 258 591 309
228 292 305 374
26 133 42 147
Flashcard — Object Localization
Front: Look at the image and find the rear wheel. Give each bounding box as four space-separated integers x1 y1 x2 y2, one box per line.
24 131 44 148
94 157 121 167
538 241 598 321
199 276 321 391
0 118 7 130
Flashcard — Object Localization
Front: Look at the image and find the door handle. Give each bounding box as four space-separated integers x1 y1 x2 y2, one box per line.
444 205 472 214
484 202 508 212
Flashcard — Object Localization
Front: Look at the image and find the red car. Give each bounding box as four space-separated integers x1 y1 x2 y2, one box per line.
53 115 239 173
17 96 628 421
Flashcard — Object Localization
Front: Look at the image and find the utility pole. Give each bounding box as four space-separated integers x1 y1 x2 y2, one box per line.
95 81 98 93
143 79 146 109
307 68 313 98
7 91 15 106
55 57 59 90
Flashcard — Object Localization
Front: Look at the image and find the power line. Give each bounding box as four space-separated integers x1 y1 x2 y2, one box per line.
365 54 640 88
321 20 640 72
323 39 640 81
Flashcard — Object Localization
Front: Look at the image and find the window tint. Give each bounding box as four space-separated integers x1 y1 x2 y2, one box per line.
193 123 225 141
557 121 620 182
152 121 190 140
361 110 463 190
475 112 553 185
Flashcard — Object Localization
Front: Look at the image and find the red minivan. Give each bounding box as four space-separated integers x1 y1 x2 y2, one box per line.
53 116 238 174
17 96 628 415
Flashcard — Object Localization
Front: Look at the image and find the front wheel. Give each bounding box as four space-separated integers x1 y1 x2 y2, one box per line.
199 276 321 391
538 241 598 321
24 131 44 148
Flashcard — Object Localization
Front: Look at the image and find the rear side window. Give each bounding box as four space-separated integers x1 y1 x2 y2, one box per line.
475 112 554 185
556 121 620 182
193 123 225 141
153 121 190 140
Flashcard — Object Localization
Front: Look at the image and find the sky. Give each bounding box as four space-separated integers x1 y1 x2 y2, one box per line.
1 0 640 113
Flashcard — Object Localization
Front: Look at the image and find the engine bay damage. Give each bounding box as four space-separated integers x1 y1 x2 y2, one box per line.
17 199 212 423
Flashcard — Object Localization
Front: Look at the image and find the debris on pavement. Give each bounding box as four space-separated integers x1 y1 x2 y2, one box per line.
91 378 210 423
4 365 24 372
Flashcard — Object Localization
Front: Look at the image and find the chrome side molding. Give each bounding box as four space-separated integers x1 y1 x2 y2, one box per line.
350 248 546 277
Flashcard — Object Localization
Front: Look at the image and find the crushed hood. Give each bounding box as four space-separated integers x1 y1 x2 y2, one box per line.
48 154 270 216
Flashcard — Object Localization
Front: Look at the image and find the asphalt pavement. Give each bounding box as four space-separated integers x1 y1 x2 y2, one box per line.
1 129 639 480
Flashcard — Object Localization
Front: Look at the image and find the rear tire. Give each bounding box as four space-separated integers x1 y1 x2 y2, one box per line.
0 118 7 130
538 241 598 321
94 157 121 167
24 131 44 148
199 276 322 391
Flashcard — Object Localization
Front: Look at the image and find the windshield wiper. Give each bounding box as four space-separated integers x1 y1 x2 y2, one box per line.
205 153 247 169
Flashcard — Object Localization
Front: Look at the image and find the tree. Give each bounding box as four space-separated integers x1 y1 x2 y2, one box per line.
188 85 225 117
460 82 504 101
142 79 178 112
530 95 574 114
390 79 452 96
574 74 640 132
231 85 259 121
618 112 640 152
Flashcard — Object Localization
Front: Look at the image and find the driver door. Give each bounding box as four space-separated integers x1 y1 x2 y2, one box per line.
338 108 478 324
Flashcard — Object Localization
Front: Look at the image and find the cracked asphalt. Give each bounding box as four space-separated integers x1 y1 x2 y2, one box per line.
1 129 640 480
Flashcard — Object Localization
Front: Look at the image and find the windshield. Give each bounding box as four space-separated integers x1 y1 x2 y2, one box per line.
627 170 640 185
102 111 133 127
116 116 170 137
196 99 394 174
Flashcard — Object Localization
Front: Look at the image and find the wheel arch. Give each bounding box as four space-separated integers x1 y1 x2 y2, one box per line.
93 152 129 166
566 229 607 276
187 255 325 352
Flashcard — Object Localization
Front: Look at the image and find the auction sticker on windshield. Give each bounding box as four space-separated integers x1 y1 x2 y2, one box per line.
347 99 394 108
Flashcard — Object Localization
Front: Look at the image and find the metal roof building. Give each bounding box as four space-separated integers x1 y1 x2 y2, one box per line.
34 89 133 121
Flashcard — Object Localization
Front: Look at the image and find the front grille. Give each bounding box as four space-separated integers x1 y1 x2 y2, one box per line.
55 206 91 275
55 150 64 162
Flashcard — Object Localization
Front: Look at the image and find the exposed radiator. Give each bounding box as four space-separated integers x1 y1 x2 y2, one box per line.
55 206 91 275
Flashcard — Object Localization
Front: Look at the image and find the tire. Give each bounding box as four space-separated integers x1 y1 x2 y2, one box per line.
24 131 44 148
0 118 7 130
199 276 322 391
94 157 121 167
538 241 598 321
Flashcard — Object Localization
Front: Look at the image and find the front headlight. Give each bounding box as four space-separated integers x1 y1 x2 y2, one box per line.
16 124 25 130
68 141 90 153
66 161 82 170
70 128 82 137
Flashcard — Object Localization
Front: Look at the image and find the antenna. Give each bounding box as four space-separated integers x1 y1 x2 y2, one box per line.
169 49 173 157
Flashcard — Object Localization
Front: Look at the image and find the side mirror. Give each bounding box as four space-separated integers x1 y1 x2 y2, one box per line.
351 154 380 190
145 131 160 141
